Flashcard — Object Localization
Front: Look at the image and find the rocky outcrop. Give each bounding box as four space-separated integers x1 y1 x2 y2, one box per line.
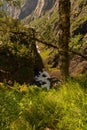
73 21 87 36
19 0 38 19
69 44 87 76
1 0 57 19
19 0 56 19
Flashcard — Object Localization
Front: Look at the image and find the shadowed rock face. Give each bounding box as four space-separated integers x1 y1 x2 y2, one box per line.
73 21 87 36
19 0 38 19
42 0 56 11
19 0 56 19
2 0 56 19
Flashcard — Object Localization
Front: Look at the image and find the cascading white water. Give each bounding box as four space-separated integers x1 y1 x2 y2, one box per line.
35 43 51 90
36 44 40 53
34 70 51 90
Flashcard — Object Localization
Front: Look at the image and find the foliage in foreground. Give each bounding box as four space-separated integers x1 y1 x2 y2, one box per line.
0 77 87 130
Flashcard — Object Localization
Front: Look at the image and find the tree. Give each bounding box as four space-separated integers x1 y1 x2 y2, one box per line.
58 0 71 80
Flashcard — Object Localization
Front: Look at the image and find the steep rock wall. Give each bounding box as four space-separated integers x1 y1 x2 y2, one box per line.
19 0 38 19
19 0 56 19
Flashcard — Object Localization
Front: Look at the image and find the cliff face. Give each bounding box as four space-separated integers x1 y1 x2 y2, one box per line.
1 0 57 20
19 0 38 19
19 0 56 19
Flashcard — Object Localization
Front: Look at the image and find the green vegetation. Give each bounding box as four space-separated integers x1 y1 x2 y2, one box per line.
70 34 84 51
0 17 44 83
29 0 87 72
30 11 58 45
0 1 87 129
30 0 87 50
0 75 87 130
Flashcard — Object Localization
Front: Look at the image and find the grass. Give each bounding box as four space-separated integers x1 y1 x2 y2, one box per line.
0 76 87 130
0 2 87 129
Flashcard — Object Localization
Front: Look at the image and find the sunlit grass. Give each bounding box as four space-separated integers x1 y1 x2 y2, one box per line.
0 78 87 130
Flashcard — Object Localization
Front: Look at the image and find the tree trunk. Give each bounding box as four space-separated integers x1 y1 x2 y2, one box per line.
58 0 71 80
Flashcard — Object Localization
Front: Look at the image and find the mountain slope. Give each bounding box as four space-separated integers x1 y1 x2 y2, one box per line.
1 0 87 82
19 0 56 19
28 0 87 78
18 0 87 40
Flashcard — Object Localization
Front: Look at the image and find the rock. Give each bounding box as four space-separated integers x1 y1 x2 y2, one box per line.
80 44 87 56
69 44 87 76
70 60 87 76
19 0 56 19
73 21 87 36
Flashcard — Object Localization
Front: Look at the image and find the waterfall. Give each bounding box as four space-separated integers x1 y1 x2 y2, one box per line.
34 70 51 90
